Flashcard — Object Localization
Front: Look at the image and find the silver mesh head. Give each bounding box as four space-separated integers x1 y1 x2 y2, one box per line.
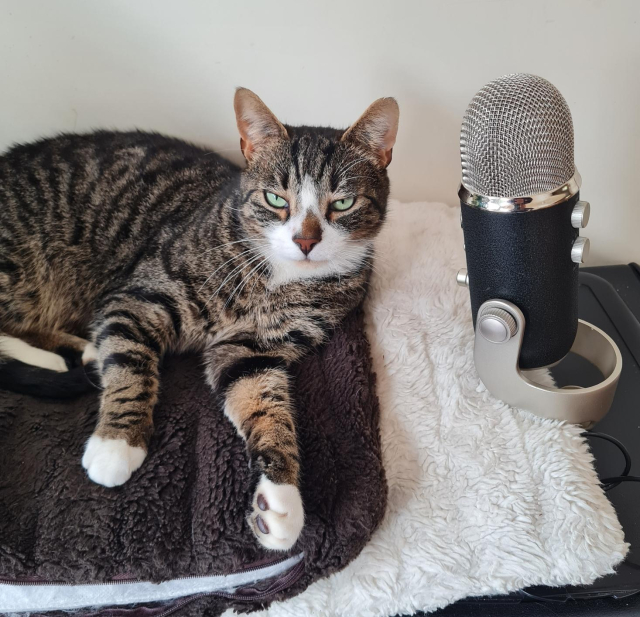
460 73 575 198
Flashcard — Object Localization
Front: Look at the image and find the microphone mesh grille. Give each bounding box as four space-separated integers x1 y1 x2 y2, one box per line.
460 73 575 198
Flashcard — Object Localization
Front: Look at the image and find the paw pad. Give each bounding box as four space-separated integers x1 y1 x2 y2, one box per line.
256 514 269 534
249 476 304 551
257 493 269 511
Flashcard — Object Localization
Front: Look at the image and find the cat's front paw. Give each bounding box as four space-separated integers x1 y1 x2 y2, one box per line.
82 435 146 487
81 342 99 365
249 475 304 551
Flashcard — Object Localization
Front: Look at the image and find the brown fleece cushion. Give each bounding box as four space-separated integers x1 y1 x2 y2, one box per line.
0 309 385 616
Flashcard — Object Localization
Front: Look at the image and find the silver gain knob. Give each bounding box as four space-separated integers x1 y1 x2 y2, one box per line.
456 268 469 287
571 237 590 264
571 201 590 229
478 307 518 343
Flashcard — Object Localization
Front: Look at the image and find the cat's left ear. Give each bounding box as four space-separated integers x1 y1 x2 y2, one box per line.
234 88 288 162
341 98 399 168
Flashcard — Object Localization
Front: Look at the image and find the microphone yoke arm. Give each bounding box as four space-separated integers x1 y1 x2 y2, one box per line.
472 298 622 426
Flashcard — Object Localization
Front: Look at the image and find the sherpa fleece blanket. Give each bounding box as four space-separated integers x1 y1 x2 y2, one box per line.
0 310 385 615
243 201 629 617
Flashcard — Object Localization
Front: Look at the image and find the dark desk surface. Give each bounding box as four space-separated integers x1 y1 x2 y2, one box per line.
579 265 640 584
421 264 640 616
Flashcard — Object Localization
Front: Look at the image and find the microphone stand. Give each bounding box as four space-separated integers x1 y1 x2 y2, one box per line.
456 291 623 427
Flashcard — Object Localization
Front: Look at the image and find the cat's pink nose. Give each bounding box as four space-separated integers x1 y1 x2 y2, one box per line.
293 236 320 256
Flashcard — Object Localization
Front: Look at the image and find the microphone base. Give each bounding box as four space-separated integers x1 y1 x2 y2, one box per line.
474 299 622 426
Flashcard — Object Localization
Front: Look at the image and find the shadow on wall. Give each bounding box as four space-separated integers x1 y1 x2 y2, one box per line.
386 86 462 205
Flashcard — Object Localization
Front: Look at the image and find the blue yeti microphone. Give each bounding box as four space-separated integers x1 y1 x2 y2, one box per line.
458 73 589 369
457 74 620 425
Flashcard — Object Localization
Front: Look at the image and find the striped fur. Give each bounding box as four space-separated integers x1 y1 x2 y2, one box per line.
0 89 399 549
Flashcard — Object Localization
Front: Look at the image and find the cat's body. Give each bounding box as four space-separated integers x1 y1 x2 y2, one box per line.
0 131 237 336
0 90 398 550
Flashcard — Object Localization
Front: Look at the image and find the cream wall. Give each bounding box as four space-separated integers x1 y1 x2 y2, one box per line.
1 0 638 265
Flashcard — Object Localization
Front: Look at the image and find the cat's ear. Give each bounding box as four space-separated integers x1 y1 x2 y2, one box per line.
341 98 399 168
234 88 288 162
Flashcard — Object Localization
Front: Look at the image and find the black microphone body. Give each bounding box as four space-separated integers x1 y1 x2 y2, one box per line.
461 195 580 369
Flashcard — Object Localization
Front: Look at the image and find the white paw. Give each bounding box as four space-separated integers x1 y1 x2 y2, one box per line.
0 336 68 372
249 475 304 551
43 351 69 372
82 342 99 365
82 435 146 487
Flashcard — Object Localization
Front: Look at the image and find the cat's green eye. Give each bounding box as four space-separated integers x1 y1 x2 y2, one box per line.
265 191 288 209
331 197 355 212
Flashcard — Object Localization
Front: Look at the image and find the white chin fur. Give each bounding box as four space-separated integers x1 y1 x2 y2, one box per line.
266 227 371 285
268 255 366 286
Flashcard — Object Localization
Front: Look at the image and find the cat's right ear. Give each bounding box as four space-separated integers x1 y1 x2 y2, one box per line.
234 88 288 162
341 97 399 168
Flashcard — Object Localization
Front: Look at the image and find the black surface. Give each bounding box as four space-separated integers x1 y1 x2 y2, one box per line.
412 263 640 616
429 594 640 616
577 266 640 586
461 196 580 369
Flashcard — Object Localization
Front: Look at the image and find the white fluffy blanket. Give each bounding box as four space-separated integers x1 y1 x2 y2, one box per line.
233 201 628 617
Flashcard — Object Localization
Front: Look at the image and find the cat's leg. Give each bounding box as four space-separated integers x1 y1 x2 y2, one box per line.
205 345 303 551
18 330 98 367
82 293 178 487
0 334 70 372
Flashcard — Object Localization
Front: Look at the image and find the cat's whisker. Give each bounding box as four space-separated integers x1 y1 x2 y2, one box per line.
197 243 272 291
213 252 265 294
198 244 268 284
338 156 367 179
350 249 380 274
223 253 272 308
200 237 265 255
342 241 380 263
247 257 273 298
361 261 383 278
200 261 255 309
330 247 381 277
197 246 265 292
242 255 274 298
202 250 268 310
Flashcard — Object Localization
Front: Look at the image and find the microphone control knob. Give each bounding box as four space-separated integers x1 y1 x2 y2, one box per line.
478 308 518 343
571 237 590 264
571 201 590 228
456 268 469 287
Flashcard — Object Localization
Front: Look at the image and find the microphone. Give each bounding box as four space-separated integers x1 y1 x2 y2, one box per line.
459 73 586 369
457 74 621 425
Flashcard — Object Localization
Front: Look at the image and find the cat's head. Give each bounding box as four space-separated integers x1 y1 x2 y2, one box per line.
233 88 399 283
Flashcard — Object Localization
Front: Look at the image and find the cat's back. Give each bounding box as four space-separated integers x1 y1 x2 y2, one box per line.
0 130 240 314
1 130 231 165
0 130 237 213
0 130 238 256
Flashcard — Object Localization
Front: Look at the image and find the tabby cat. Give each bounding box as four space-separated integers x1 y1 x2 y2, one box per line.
0 89 399 550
